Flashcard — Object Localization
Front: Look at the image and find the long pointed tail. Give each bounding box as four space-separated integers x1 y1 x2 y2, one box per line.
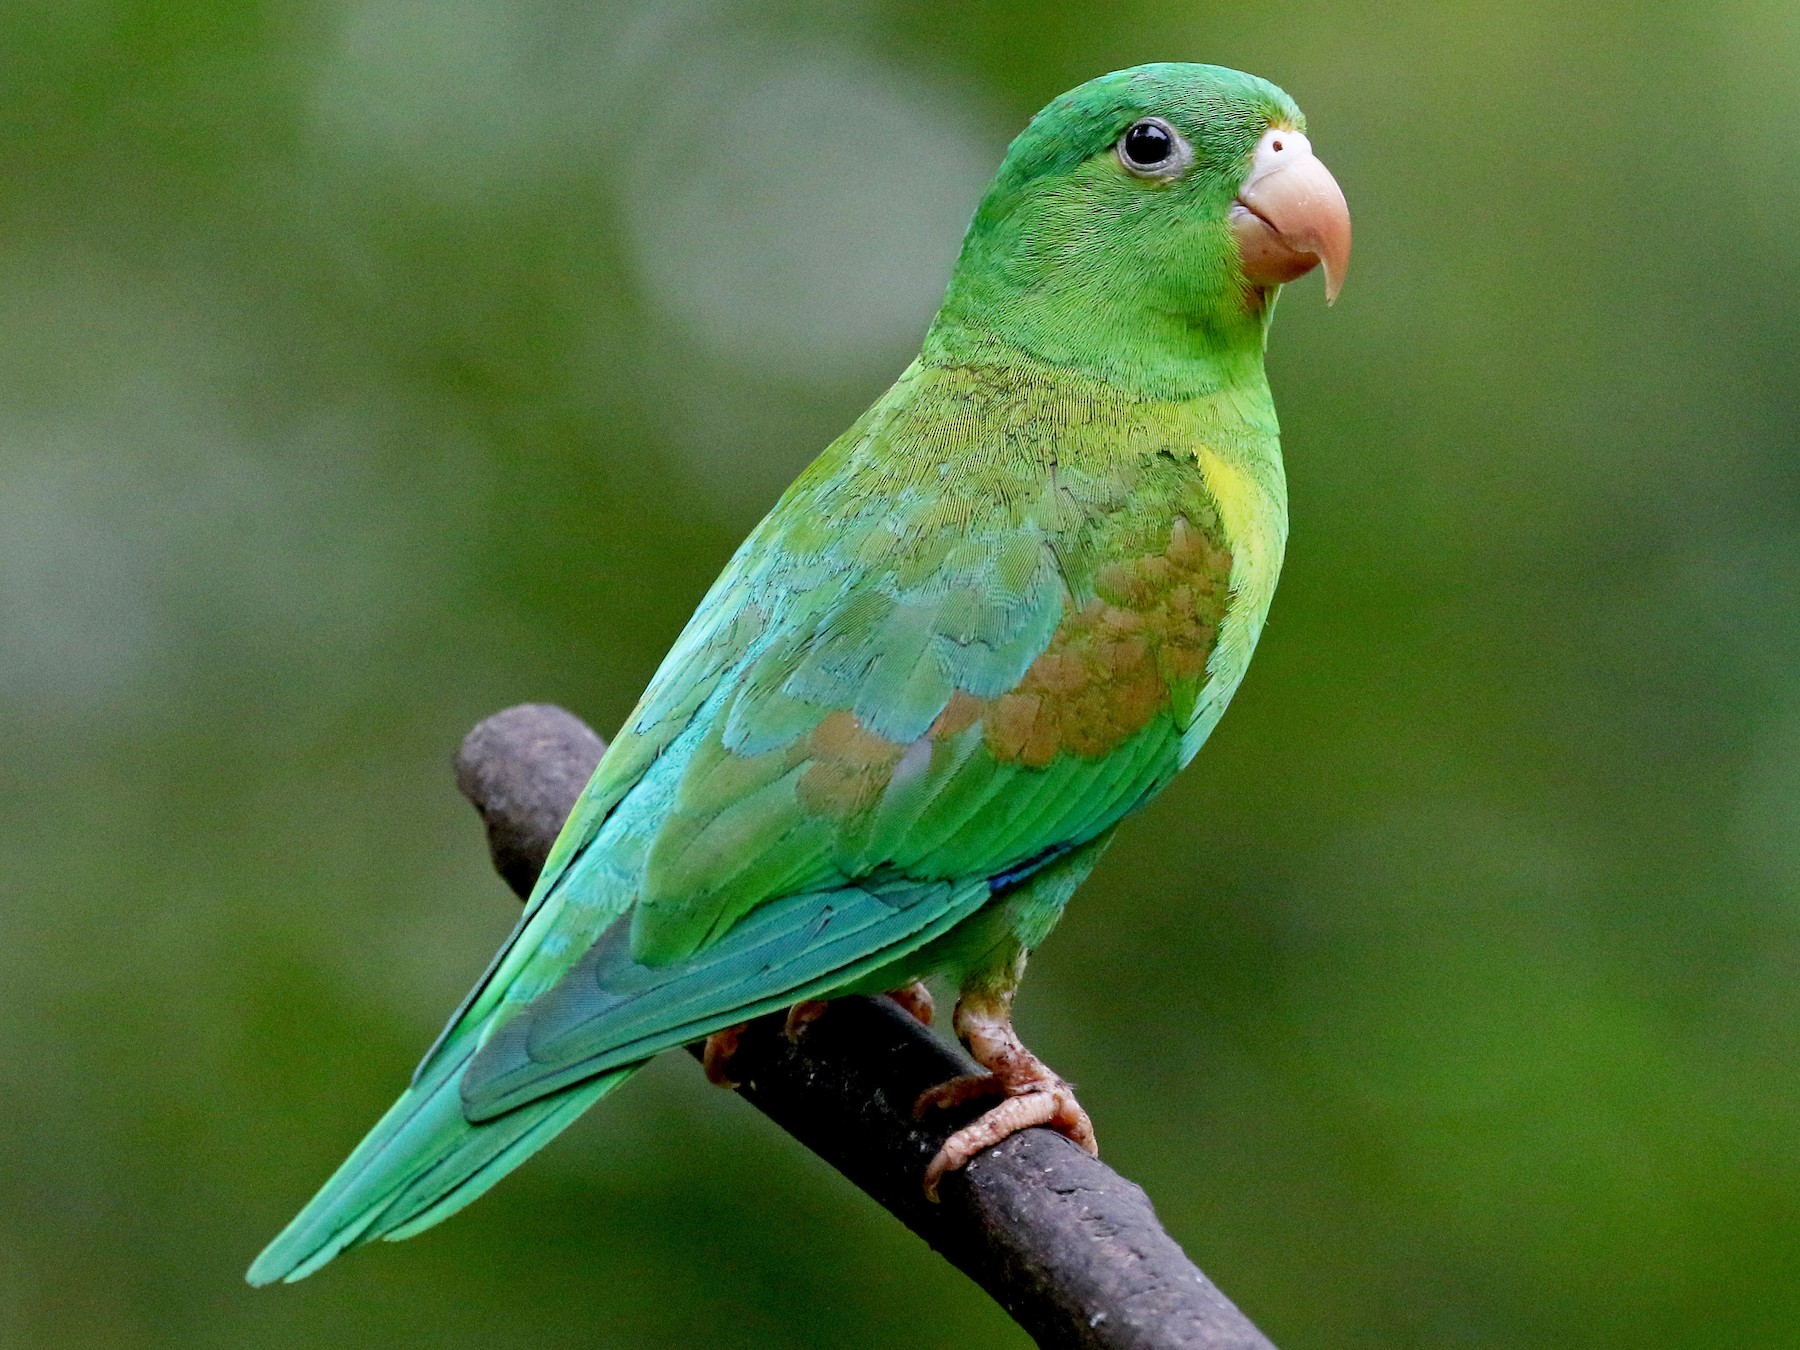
247 1049 639 1285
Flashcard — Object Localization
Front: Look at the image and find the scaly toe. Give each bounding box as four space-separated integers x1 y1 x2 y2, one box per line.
921 1081 1098 1200
913 1071 1007 1118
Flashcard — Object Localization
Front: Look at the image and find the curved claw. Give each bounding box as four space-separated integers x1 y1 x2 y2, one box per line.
782 999 831 1042
701 1026 744 1089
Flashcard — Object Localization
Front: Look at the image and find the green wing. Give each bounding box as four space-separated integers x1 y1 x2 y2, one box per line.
450 367 1236 1111
252 363 1239 1282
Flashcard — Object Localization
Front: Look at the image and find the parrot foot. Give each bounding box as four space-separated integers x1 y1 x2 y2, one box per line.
783 999 831 1041
888 980 935 1027
915 994 1097 1201
709 982 935 1084
701 1026 744 1088
784 982 932 1044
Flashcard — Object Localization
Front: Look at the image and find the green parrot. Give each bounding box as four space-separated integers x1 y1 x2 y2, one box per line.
248 61 1349 1285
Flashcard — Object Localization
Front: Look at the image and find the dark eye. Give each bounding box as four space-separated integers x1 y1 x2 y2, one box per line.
1117 117 1187 176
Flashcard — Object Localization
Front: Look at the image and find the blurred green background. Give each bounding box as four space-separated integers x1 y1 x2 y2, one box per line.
4 1 1799 1346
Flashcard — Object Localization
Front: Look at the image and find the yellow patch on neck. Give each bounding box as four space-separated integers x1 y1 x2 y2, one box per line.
1183 444 1288 762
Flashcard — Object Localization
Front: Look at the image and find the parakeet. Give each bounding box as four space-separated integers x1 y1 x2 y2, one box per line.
248 60 1350 1285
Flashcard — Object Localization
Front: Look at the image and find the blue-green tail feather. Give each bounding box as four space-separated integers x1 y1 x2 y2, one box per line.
247 1047 639 1285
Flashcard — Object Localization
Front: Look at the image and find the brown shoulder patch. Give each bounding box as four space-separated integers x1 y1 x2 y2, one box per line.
944 516 1234 766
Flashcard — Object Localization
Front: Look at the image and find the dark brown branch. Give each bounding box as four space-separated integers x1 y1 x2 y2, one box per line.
456 703 1279 1350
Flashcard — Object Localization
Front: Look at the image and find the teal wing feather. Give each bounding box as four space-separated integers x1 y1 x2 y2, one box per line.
463 875 990 1117
247 1050 635 1285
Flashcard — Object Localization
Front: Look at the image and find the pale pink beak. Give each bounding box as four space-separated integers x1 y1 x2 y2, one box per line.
1229 128 1352 304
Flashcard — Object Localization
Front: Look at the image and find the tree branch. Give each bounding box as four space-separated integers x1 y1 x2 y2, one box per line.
455 703 1279 1350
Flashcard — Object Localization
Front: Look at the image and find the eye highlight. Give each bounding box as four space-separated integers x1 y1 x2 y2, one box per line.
1116 117 1192 179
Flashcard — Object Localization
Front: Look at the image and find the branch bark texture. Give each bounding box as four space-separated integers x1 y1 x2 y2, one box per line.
456 702 1278 1350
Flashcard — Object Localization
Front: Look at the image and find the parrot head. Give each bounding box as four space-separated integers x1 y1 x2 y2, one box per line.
931 63 1350 387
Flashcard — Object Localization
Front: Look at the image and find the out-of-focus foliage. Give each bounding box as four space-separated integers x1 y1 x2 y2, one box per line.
3 1 1798 1345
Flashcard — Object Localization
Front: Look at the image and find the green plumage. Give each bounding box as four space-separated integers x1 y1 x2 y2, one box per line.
249 62 1310 1285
